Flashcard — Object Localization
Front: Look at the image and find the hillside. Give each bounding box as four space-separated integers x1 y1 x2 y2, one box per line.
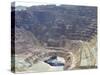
13 5 97 45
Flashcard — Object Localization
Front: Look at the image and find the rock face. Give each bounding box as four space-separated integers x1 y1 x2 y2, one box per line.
11 4 97 72
15 27 41 54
